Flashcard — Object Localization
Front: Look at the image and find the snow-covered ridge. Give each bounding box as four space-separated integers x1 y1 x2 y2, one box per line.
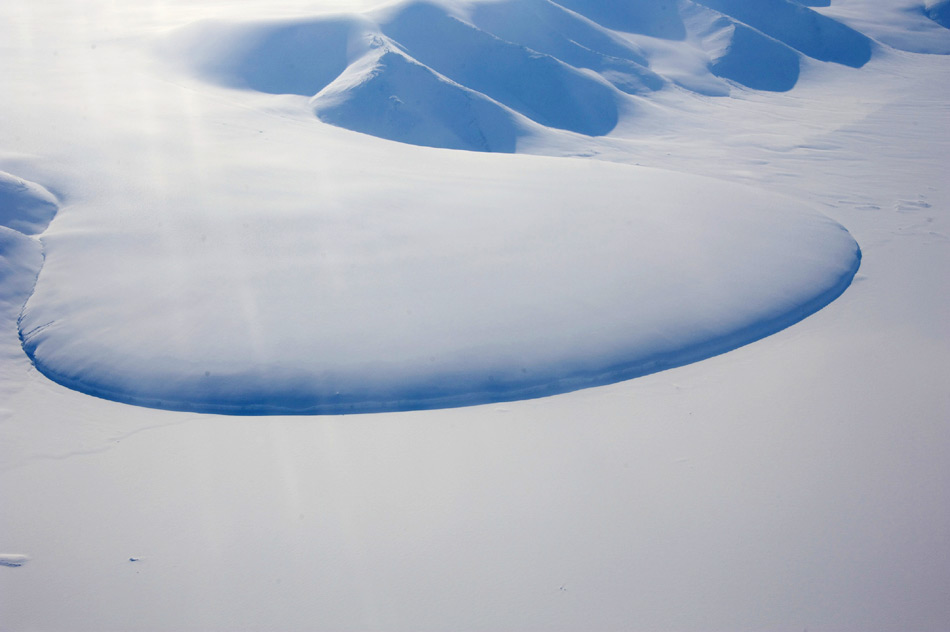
167 0 881 151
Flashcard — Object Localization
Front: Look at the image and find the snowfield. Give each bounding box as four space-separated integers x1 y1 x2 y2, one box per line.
1 0 948 630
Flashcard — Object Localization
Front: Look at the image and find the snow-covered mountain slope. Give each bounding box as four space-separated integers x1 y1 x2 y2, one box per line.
170 0 879 151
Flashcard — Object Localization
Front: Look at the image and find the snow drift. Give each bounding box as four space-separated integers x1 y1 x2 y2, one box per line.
18 156 859 415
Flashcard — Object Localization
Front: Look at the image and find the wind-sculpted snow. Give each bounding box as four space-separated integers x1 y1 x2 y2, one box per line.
0 172 59 236
170 0 881 151
19 159 860 415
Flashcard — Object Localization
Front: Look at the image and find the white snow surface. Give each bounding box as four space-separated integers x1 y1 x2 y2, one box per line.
1 0 949 630
18 154 858 414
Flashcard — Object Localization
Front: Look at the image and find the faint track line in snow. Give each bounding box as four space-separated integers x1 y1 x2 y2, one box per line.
0 417 195 474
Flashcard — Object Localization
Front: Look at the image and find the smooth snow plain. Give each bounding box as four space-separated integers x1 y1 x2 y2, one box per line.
1 0 948 631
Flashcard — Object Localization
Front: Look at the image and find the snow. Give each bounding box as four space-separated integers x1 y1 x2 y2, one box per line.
467 0 664 94
313 46 525 151
693 0 873 67
170 0 879 149
0 555 30 568
16 152 859 415
699 16 802 91
1 0 949 630
929 0 950 27
554 0 688 39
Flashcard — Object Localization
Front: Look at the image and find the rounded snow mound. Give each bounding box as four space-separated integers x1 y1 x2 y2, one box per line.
19 158 860 415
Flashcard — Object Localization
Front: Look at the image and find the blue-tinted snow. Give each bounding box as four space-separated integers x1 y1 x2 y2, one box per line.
170 0 883 152
926 0 950 28
692 0 872 68
0 172 59 236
